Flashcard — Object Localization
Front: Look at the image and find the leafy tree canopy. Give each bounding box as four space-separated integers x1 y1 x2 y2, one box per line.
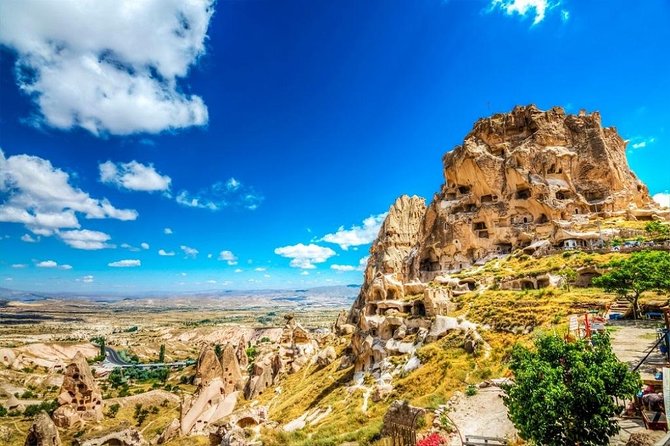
504 333 640 446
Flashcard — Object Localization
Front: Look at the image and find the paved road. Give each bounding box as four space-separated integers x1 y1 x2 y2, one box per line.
105 346 130 366
103 346 193 369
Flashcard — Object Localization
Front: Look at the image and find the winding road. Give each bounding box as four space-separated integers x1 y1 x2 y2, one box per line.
102 346 194 369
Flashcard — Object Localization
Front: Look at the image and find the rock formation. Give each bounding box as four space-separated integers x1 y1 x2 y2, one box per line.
347 105 667 373
220 344 244 394
278 313 318 373
25 411 61 446
52 351 103 428
244 353 281 400
78 428 145 446
180 345 240 435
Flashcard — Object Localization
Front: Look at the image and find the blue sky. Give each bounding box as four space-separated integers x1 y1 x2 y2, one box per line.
0 0 668 292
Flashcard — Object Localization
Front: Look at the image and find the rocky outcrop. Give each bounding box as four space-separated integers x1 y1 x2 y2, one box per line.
194 346 224 388
279 314 318 374
52 352 103 428
220 344 244 394
244 354 280 400
180 345 241 435
25 411 60 446
347 105 666 373
78 428 145 446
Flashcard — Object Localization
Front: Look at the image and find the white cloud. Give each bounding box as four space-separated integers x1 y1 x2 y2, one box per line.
158 249 175 256
331 256 369 272
0 150 137 237
629 137 656 150
0 0 213 135
300 271 309 276
59 229 112 250
254 267 267 272
100 161 171 192
274 243 336 269
206 279 217 284
263 274 271 278
226 177 240 191
490 0 557 25
121 243 140 251
36 260 57 268
654 193 670 209
320 213 387 250
82 275 94 283
164 227 173 235
21 233 39 243
218 250 238 265
176 178 264 211
108 259 141 268
11 264 27 268
141 242 150 250
331 264 356 272
180 245 199 258
60 264 72 270
234 268 243 273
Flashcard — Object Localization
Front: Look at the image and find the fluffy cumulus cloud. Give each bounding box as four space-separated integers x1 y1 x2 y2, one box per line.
99 161 171 192
108 259 141 268
654 193 670 209
141 242 150 250
180 245 199 258
490 0 559 25
0 0 214 135
274 243 336 269
176 178 264 211
320 213 387 250
331 256 369 272
0 150 136 240
36 260 71 269
81 275 94 283
59 229 112 250
164 227 173 235
158 249 175 256
218 250 238 265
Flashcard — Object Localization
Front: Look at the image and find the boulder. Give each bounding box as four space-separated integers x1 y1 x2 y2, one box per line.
25 411 60 446
315 346 336 368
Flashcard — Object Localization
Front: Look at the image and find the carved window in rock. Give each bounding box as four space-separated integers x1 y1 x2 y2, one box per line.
555 190 570 200
480 194 497 204
537 213 549 224
446 192 457 200
496 243 512 254
515 188 531 200
458 185 471 195
473 222 487 231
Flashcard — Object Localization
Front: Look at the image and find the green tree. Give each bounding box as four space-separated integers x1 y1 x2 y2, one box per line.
158 344 165 363
107 403 120 418
559 267 577 291
645 221 670 239
593 250 670 319
503 333 640 446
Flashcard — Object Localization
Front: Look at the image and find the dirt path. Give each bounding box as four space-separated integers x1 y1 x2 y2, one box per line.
609 320 666 378
446 386 517 445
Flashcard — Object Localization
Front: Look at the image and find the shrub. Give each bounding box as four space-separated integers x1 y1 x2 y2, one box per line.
107 403 120 418
465 384 478 396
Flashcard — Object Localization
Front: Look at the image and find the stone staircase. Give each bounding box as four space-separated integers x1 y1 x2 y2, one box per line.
607 298 632 319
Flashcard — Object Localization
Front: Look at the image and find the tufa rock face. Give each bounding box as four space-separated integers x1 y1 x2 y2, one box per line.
194 346 224 388
25 411 61 446
346 105 666 372
52 351 103 428
180 344 242 435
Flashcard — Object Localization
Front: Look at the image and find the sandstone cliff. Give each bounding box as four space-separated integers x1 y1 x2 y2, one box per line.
347 105 666 374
